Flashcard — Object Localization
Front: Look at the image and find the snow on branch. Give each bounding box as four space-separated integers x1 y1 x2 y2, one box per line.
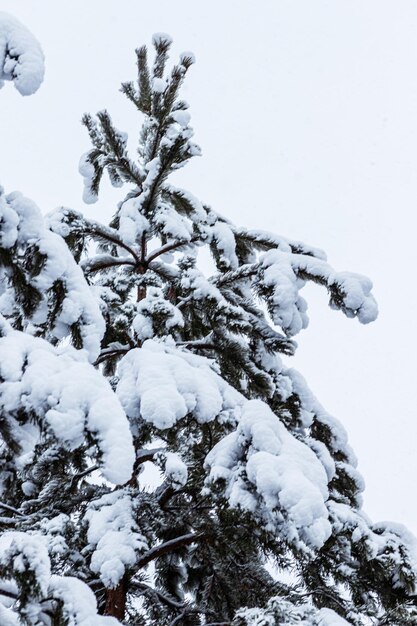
0 533 123 626
0 191 105 361
116 339 244 430
0 12 44 95
205 399 332 552
84 490 148 588
0 320 135 485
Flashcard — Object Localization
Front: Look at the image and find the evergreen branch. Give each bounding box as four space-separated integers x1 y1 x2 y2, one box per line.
147 237 198 263
136 447 165 465
70 464 99 488
168 609 225 626
177 341 218 351
147 260 180 281
137 533 203 569
0 517 18 525
168 612 188 626
132 581 187 609
55 210 141 263
0 587 18 599
94 345 131 366
212 263 260 287
96 110 143 187
136 45 152 112
81 255 137 274
232 226 326 259
0 501 24 516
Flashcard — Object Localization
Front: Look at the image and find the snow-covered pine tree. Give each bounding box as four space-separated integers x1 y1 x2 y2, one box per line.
1 28 417 626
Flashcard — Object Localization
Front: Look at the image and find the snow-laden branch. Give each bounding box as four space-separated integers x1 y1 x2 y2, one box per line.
0 12 44 95
0 321 135 485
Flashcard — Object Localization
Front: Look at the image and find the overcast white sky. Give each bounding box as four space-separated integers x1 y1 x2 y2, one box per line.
1 0 417 533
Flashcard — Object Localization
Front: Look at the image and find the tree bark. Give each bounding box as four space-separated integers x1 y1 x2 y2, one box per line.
104 576 127 621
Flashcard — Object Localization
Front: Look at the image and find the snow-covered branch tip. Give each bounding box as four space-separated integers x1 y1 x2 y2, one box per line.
0 12 44 95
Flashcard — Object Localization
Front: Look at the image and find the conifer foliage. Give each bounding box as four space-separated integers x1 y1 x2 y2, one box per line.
1 23 417 626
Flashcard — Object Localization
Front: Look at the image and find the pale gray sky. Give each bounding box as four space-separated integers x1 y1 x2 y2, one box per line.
1 0 416 533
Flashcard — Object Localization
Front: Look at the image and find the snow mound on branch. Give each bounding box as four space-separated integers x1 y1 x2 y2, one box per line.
0 12 44 95
206 399 332 550
0 532 121 624
0 190 105 360
117 339 244 429
234 596 352 625
85 490 148 587
0 531 50 595
0 605 20 626
50 576 121 625
79 152 98 205
116 341 335 550
165 452 188 488
260 249 378 337
0 325 135 484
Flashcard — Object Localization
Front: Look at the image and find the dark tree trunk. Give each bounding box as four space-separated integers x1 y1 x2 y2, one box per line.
104 576 127 621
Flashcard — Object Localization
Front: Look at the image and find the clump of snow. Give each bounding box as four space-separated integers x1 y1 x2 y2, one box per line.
165 452 188 488
234 596 353 626
0 531 124 624
84 490 148 587
79 152 98 205
0 532 50 595
152 32 173 47
180 51 196 65
49 575 121 625
318 608 352 625
154 197 194 242
152 77 167 93
0 324 135 485
0 605 20 626
118 197 150 246
0 12 44 95
171 109 191 128
132 287 184 342
211 221 239 269
259 249 378 338
0 190 105 360
206 399 332 550
117 339 244 430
